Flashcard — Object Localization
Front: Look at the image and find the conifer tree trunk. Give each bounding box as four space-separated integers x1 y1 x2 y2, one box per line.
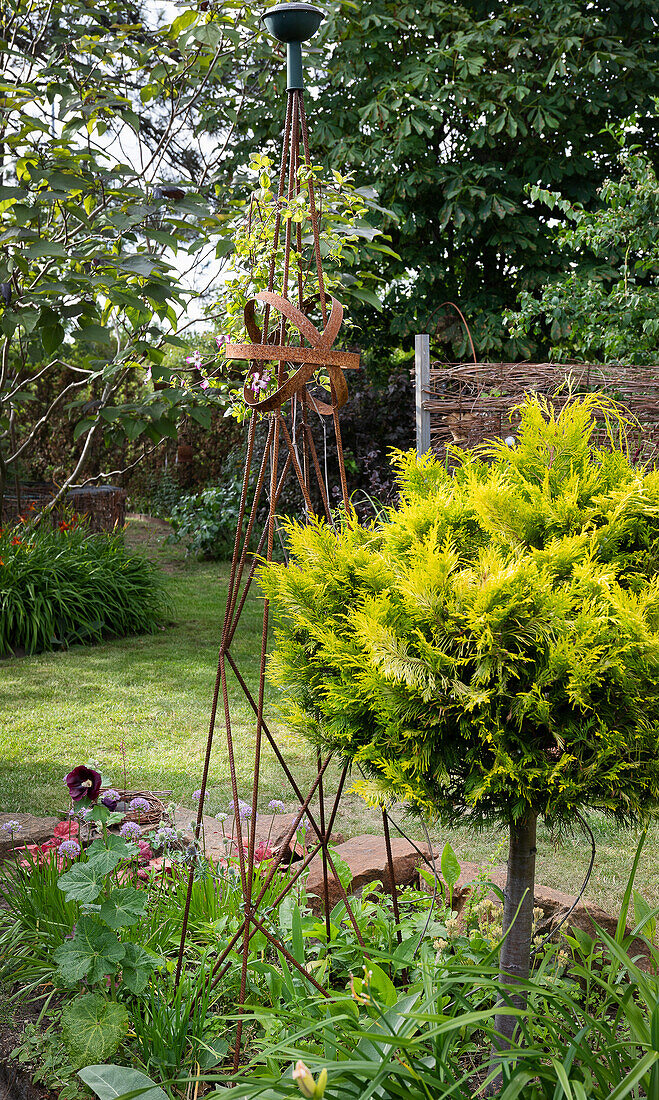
491 813 537 1080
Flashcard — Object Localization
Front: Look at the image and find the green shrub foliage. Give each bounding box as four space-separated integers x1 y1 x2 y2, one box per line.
259 396 659 830
0 520 169 656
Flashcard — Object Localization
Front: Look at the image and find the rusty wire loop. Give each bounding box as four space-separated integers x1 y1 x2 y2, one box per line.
174 81 402 1070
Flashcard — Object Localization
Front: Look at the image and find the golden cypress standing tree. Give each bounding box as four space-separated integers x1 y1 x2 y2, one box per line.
258 396 659 1050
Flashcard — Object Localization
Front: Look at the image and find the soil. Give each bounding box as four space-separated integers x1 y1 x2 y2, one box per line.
0 999 54 1100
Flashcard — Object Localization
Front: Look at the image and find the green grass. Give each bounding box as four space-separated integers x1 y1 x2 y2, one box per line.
2 517 659 917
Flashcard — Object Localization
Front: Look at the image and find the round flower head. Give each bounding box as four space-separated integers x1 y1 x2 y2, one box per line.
215 812 228 823
153 826 177 850
192 789 202 803
239 803 252 821
101 789 121 810
58 839 81 859
129 797 150 814
0 820 22 836
119 821 142 842
268 800 285 814
65 765 102 802
229 798 251 817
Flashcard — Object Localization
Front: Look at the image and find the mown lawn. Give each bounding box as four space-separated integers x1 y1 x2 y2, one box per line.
2 516 659 916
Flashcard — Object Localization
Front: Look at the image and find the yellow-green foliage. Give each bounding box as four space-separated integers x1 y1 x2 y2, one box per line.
258 396 659 829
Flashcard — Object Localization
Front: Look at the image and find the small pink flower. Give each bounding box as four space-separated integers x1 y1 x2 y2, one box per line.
186 350 202 368
249 369 272 397
215 334 229 350
200 378 210 390
144 366 152 381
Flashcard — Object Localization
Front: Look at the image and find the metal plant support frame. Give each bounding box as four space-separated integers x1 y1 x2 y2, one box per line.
174 4 403 1066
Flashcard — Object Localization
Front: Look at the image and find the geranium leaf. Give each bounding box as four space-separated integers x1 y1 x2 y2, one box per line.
53 916 124 985
99 887 146 930
62 994 129 1070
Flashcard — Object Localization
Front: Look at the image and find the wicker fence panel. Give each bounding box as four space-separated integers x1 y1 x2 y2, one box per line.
2 484 126 532
425 362 659 466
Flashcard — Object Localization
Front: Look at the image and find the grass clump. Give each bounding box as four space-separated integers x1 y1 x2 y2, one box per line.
0 518 170 657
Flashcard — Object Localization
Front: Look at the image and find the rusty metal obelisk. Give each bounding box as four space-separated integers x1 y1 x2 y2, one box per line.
175 3 375 1066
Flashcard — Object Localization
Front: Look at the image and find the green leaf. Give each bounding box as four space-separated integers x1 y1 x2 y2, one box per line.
633 890 657 943
118 254 156 276
58 859 114 903
119 943 160 994
17 308 39 333
197 1036 229 1070
75 324 113 346
440 842 461 893
53 916 125 985
78 1065 167 1100
87 834 136 863
99 887 147 930
25 240 67 258
41 323 64 355
354 961 397 1007
327 847 353 892
170 8 197 36
61 994 129 1070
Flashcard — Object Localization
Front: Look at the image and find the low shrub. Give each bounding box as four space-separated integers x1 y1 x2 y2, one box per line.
168 451 253 560
0 517 170 656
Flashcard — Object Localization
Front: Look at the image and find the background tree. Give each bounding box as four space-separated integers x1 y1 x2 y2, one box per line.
507 128 659 363
0 0 261 512
0 0 389 514
259 396 659 1055
228 0 659 362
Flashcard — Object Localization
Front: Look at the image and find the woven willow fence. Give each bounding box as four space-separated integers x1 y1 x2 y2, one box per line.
416 351 659 467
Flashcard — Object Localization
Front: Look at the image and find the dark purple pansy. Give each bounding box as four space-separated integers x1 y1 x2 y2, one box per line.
65 765 102 802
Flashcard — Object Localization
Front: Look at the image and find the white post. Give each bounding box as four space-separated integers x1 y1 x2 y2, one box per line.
415 333 431 456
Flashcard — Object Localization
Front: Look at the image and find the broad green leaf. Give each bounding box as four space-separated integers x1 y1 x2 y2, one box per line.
327 847 353 891
352 962 397 1008
170 9 197 36
58 859 113 903
99 887 146 930
61 994 129 1070
87 834 136 863
41 322 64 355
25 241 67 258
78 1064 167 1100
119 943 161 994
17 308 39 333
75 324 113 346
53 916 124 985
197 1036 229 1070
